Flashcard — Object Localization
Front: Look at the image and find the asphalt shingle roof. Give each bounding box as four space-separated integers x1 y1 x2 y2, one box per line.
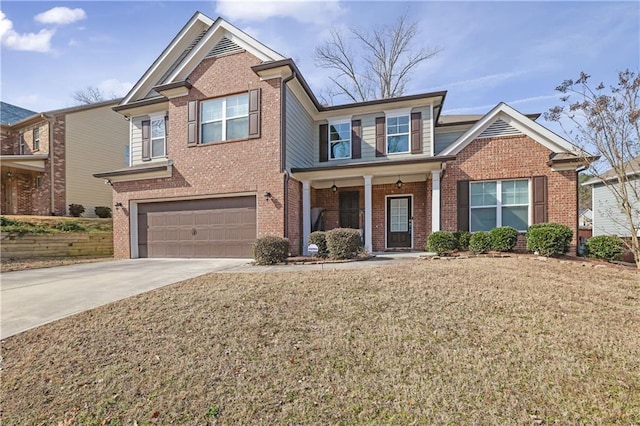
0 102 37 126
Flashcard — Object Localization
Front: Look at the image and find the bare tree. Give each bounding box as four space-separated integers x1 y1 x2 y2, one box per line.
314 13 441 104
71 86 112 105
545 70 640 267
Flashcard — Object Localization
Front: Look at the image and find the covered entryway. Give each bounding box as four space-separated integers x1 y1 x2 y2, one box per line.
137 196 256 258
387 195 412 248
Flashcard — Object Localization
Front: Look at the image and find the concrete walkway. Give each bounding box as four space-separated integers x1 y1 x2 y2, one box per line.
1 252 424 339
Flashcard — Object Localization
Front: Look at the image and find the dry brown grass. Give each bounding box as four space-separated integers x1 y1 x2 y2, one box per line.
0 256 113 272
1 257 638 425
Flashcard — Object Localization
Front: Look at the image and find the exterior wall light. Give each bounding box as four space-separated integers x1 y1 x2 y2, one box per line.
114 202 123 209
396 179 403 189
331 181 338 193
264 191 272 201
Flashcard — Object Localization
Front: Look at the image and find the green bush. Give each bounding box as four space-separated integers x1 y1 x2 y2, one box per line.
454 231 472 251
94 206 112 218
1 216 19 227
526 223 573 257
68 204 85 217
427 231 457 255
326 228 363 259
490 226 519 252
308 231 328 257
54 220 86 232
586 235 625 261
469 231 492 254
0 220 49 235
253 236 290 265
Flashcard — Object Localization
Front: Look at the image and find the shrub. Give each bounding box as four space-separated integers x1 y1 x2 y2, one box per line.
426 231 457 255
253 236 289 265
54 220 86 232
326 228 363 259
526 223 573 257
469 231 492 254
454 231 472 251
0 218 48 235
68 204 85 217
490 226 519 252
1 216 19 227
94 206 112 218
586 235 625 261
308 231 328 257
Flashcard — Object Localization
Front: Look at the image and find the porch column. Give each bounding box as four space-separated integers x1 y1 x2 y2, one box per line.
302 180 311 255
431 170 441 232
363 175 373 253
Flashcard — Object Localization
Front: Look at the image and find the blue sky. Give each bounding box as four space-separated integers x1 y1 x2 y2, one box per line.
1 1 638 125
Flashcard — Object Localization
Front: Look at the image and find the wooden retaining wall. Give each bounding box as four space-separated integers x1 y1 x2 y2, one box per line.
1 233 113 258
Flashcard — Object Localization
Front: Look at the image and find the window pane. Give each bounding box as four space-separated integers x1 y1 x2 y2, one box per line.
151 138 165 157
331 141 350 159
387 134 409 153
202 121 222 143
390 198 408 232
330 123 350 141
470 207 496 232
502 206 528 230
397 115 409 133
502 179 528 205
201 99 223 122
226 94 248 118
226 117 248 140
151 119 165 139
470 181 497 206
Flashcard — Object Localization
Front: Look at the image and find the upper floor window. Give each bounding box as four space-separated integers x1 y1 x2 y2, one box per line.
329 122 351 160
201 94 249 143
387 115 410 154
19 134 25 154
150 116 166 158
470 179 529 232
33 128 40 151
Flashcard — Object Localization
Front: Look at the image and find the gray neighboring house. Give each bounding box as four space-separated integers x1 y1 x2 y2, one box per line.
583 156 640 237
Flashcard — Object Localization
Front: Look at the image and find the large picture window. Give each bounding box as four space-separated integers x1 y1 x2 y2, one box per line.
386 115 410 154
201 94 249 143
470 179 529 231
329 122 351 159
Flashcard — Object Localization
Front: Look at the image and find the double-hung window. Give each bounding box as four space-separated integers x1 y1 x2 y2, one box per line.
150 116 166 158
201 94 249 143
470 179 529 231
329 122 351 160
19 134 25 154
386 115 410 154
33 128 40 151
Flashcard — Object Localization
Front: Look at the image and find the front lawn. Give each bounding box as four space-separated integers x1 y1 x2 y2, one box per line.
1 258 638 424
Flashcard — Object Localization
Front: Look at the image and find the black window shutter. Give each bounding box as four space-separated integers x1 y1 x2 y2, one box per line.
375 117 385 157
248 88 261 139
457 180 470 231
533 175 548 223
351 119 361 159
142 120 151 161
411 112 422 154
319 124 328 162
187 100 197 146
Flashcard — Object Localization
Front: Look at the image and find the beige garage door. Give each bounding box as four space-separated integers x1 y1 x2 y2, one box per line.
138 197 256 258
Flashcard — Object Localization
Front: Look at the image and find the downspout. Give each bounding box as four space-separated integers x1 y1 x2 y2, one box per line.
41 113 56 215
576 166 587 256
281 69 296 240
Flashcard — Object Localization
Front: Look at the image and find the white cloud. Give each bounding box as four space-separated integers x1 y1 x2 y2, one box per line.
429 71 524 93
444 94 561 115
0 11 55 52
34 7 86 25
98 79 133 97
216 0 345 24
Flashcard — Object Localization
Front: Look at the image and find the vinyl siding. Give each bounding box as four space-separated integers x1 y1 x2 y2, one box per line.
130 116 145 166
434 123 474 155
65 105 129 216
592 179 640 237
285 86 314 169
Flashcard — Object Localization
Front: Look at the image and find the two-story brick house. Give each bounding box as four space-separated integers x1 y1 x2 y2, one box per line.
96 12 589 259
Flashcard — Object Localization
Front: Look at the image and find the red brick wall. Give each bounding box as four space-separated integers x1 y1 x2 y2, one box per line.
287 177 302 255
112 52 284 258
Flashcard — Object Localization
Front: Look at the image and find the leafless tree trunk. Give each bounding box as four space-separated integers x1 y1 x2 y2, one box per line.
314 13 441 104
546 70 640 268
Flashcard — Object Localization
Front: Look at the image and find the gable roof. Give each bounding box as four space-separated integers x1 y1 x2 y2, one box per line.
582 156 640 186
440 102 586 157
119 12 285 107
0 102 37 126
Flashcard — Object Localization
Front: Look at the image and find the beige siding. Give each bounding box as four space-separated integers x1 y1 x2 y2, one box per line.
65 105 129 216
130 116 145 166
285 86 314 169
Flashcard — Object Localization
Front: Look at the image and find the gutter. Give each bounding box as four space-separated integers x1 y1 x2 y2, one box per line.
281 69 296 241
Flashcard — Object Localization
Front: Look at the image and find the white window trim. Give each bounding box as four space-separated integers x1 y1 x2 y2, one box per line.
469 179 530 232
200 94 249 143
386 114 411 155
327 119 351 161
149 114 166 158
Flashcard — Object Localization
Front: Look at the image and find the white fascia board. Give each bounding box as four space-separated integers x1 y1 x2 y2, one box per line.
327 115 352 124
122 13 213 105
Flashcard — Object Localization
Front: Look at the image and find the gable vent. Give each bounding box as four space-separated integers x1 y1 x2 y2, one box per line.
477 118 522 139
205 37 244 58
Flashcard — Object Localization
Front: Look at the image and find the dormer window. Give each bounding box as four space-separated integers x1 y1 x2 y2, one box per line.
201 93 249 143
386 115 410 154
329 121 351 160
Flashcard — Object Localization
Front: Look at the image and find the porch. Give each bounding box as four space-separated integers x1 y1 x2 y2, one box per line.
0 154 49 215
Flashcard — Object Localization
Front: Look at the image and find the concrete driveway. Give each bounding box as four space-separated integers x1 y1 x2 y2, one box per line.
1 258 248 339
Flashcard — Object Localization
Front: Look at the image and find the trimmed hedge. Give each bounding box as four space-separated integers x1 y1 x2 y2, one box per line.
94 206 112 218
490 226 518 252
526 223 573 257
308 231 328 257
454 231 472 251
254 236 289 265
68 204 85 217
427 231 457 255
469 231 492 254
326 228 363 259
586 235 625 261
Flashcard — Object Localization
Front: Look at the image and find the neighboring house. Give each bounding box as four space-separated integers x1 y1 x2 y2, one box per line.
583 156 640 237
578 208 593 228
96 12 590 259
1 100 129 216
